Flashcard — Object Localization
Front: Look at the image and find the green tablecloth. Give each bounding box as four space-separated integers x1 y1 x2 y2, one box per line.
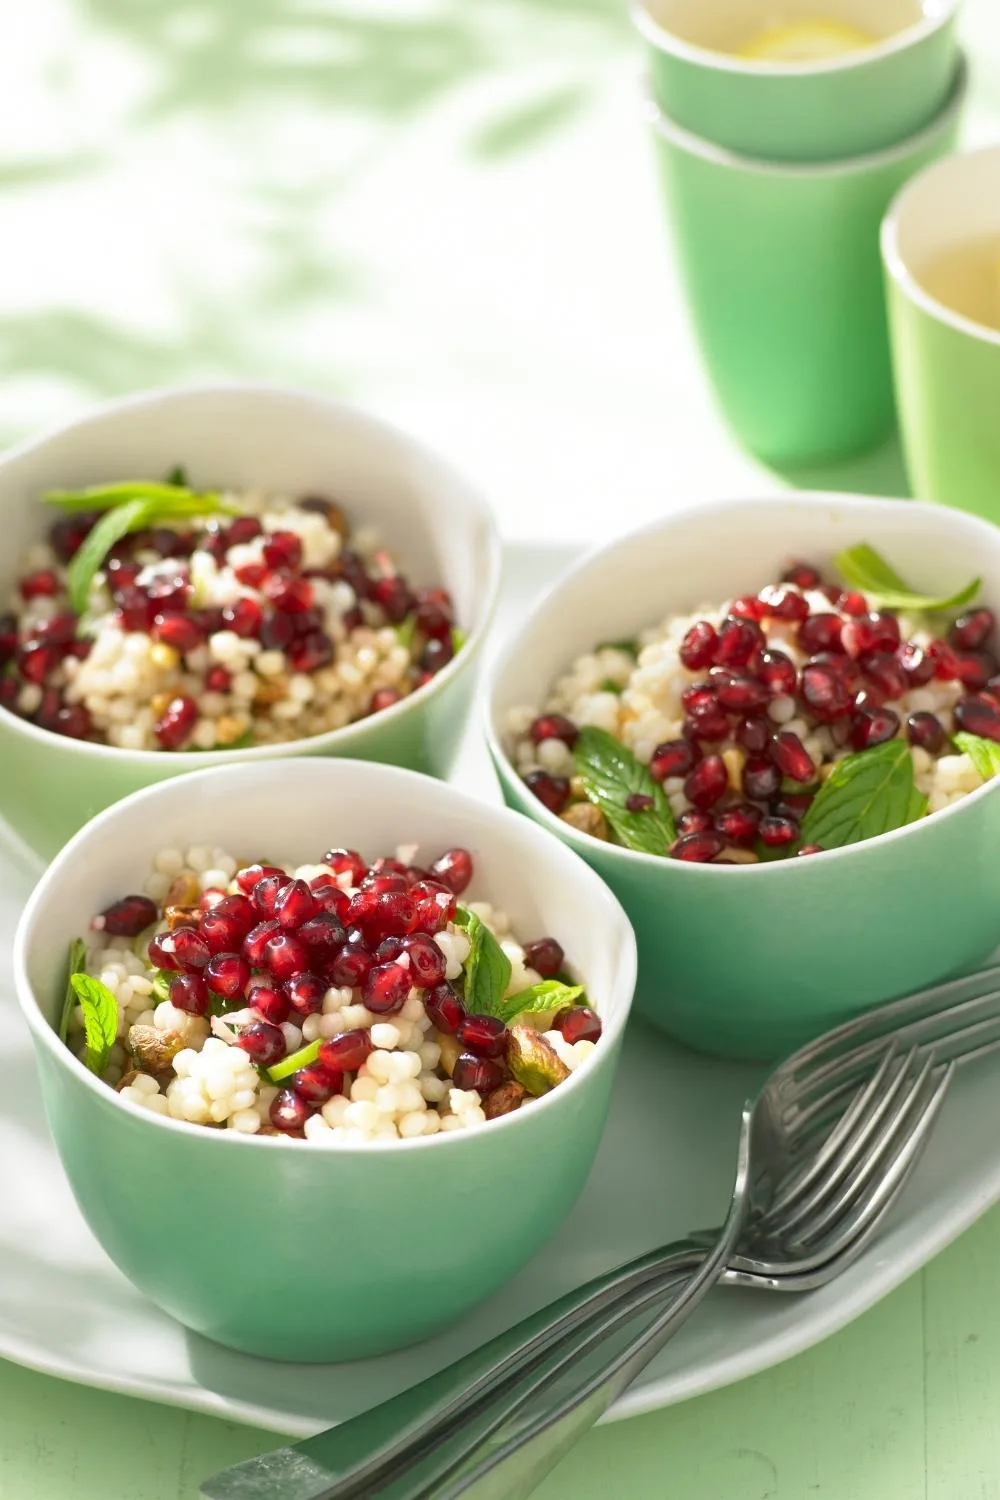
3 1 1000 1495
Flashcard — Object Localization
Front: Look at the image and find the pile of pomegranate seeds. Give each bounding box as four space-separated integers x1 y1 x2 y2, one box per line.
510 559 997 864
1 485 459 751
66 839 601 1142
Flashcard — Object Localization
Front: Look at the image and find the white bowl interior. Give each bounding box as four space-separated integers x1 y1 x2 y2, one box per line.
489 494 1000 746
17 759 635 1086
637 0 945 62
0 384 499 671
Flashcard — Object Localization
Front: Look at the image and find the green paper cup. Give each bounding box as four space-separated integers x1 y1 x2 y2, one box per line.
883 147 1000 526
633 0 962 163
648 60 965 468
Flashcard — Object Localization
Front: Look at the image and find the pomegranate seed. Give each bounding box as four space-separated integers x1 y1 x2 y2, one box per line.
525 771 570 815
954 696 1000 742
862 651 907 700
319 1028 373 1073
243 920 280 968
430 847 474 895
414 593 454 641
650 739 695 781
234 562 267 589
312 883 350 920
19 645 60 683
671 831 724 862
728 595 768 622
798 844 824 857
264 932 310 982
907 712 946 753
371 576 413 623
453 1054 505 1093
52 704 93 739
100 895 158 937
364 891 416 942
743 757 781 801
798 613 843 655
529 713 579 747
19 569 59 600
854 684 885 713
323 848 367 884
287 631 334 673
897 641 935 685
258 612 294 652
401 933 447 986
252 875 290 919
424 983 466 1034
199 909 247 954
523 937 564 978
850 707 901 750
268 1089 309 1132
147 932 180 971
327 940 374 988
30 612 77 647
146 570 190 614
781 562 821 590
205 952 250 999
457 1014 507 1059
677 809 713 835
411 891 456 935
421 637 454 675
222 597 264 638
370 687 402 713
248 983 291 1025
759 815 798 848
771 731 814 782
759 585 809 622
800 661 852 720
927 639 962 681
293 1062 343 1105
679 621 718 670
0 613 18 664
262 572 313 613
556 1007 603 1044
154 695 198 750
297 912 346 953
736 717 772 754
201 665 231 694
150 614 203 653
716 674 768 713
224 516 262 547
172 927 212 971
951 610 995 651
714 616 762 668
360 871 408 895
49 512 98 563
168 973 209 1016
755 650 798 698
236 1021 286 1067
683 710 729 743
953 652 995 690
838 590 868 616
682 683 718 715
262 531 303 570
273 879 319 931
684 755 728 809
843 612 901 660
284 972 327 1016
715 803 760 846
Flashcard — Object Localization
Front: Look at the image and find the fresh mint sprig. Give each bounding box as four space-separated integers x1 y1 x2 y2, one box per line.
835 543 979 613
572 726 676 855
454 906 511 1019
799 739 923 850
953 732 1000 781
69 972 119 1076
59 939 87 1044
500 979 586 1026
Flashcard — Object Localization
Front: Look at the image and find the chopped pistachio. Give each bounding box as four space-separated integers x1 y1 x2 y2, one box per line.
116 1069 143 1092
127 1024 186 1072
437 1033 462 1077
165 872 201 908
163 904 200 931
482 1080 527 1119
507 1025 570 1096
560 802 611 840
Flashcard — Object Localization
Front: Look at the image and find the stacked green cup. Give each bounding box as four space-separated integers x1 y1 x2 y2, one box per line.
634 0 966 467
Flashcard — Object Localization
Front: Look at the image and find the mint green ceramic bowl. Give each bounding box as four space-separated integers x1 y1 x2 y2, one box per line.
13 759 636 1362
0 385 501 863
647 62 965 467
633 0 962 163
486 494 1000 1062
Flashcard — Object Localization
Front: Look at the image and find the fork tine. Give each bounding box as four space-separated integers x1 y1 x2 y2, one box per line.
783 1053 936 1247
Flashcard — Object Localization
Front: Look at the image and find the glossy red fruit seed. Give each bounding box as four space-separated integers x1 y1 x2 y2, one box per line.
849 707 901 750
147 932 180 971
430 847 474 895
287 631 335 674
172 927 212 971
897 641 934 685
248 983 290 1025
728 595 768 622
951 609 995 652
714 616 762 668
758 585 809 622
649 739 695 782
327 940 374 988
927 639 962 682
297 912 346 952
274 879 319 931
679 620 718 670
243 919 280 967
284 971 327 1017
264 932 310 982
800 661 852 720
798 613 843 655
262 531 303 570
369 687 403 713
323 847 367 884
452 1053 505 1093
529 713 579 747
235 863 284 893
319 1028 374 1074
363 961 411 1015
837 590 868 617
781 562 821 591
456 1014 507 1059
424 983 466 1034
736 717 771 754
524 771 570 815
293 1062 344 1106
682 710 729 744
907 712 946 753
402 933 447 987
221 597 263 639
556 1007 603 1044
671 831 724 863
270 1088 310 1132
625 792 654 812
19 569 60 600
150 613 204 654
676 809 713 835
100 895 158 937
742 757 781 802
754 650 798 698
684 754 728 809
759 815 798 848
52 704 93 739
252 873 288 917
771 731 815 783
205 952 250 999
716 674 768 714
30 612 78 647
715 803 761 847
371 575 413 623
168 973 209 1016
862 651 907 700
954 696 1000 742
20 645 61 683
953 651 995 691
523 937 564 978
199 908 247 955
263 571 313 614
361 870 408 894
238 1021 286 1067
154 695 198 750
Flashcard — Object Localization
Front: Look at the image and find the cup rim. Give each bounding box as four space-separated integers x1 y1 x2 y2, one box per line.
13 757 637 1155
485 491 1000 881
0 380 504 765
630 0 961 78
881 144 1000 350
644 51 967 177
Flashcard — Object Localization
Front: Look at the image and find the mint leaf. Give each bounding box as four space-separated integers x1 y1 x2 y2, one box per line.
835 543 979 613
451 626 466 653
67 498 154 614
907 786 930 823
59 939 87 1044
500 980 585 1025
70 972 119 1075
457 906 511 1019
953 732 1000 781
595 638 638 657
266 1039 321 1083
799 739 916 850
151 970 173 1002
573 726 676 855
395 614 418 651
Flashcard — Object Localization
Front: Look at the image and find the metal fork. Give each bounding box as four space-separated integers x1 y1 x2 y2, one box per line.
203 963 1000 1500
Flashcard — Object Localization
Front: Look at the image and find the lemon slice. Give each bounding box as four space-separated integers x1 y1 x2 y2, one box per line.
738 19 876 61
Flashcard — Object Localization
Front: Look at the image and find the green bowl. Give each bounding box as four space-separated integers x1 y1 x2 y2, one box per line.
633 0 962 163
0 385 502 863
486 493 1000 1062
647 62 965 467
13 758 636 1362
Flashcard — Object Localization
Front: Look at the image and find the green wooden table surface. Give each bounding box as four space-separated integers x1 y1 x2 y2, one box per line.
3 1 1000 1496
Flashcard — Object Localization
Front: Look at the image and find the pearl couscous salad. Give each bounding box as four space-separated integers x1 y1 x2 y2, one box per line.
61 842 601 1142
1 474 461 751
507 545 1000 865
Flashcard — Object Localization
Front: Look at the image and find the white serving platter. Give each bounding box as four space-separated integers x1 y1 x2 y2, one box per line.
2 540 1000 1438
